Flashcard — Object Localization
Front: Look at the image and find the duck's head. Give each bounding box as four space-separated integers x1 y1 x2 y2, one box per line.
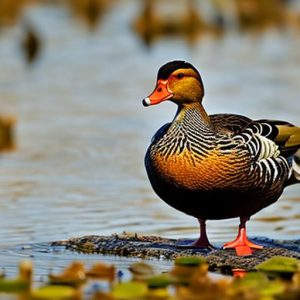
143 61 204 107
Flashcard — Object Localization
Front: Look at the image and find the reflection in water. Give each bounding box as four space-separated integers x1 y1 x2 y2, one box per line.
1 1 300 49
0 0 299 277
0 115 16 152
0 0 27 26
67 0 109 30
132 0 215 48
21 23 42 65
235 0 286 31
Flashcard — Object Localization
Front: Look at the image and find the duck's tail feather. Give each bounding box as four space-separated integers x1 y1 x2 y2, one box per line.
287 150 300 185
292 150 300 181
271 123 300 185
275 124 300 156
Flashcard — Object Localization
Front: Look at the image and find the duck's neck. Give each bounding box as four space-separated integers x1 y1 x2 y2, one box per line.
174 102 212 129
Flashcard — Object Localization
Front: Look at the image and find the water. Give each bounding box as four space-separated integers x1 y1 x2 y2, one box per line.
0 1 299 279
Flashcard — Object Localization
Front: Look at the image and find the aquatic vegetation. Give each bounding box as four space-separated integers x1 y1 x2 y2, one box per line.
0 260 31 293
256 256 300 279
1 256 299 299
174 256 207 267
112 282 148 300
171 256 208 285
48 261 86 287
129 262 155 281
86 262 115 282
53 234 300 274
30 285 80 300
232 272 285 298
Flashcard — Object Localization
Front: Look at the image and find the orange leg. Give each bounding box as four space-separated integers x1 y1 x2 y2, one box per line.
176 219 214 249
223 217 263 256
192 219 214 249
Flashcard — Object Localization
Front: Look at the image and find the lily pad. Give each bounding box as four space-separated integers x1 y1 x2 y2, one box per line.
256 256 300 279
174 256 206 267
30 285 78 299
112 282 148 299
0 279 29 293
147 275 171 289
129 262 155 280
48 261 86 287
86 263 115 281
233 272 285 297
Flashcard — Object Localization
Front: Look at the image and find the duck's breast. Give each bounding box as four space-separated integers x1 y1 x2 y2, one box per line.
146 142 251 191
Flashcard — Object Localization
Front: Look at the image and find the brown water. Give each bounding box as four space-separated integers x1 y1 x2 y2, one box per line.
0 1 299 279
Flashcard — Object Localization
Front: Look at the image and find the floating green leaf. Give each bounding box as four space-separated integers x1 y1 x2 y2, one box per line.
174 256 206 267
0 279 29 293
256 256 300 278
147 274 171 289
234 272 285 297
48 261 86 287
112 282 148 299
234 272 269 289
129 262 155 280
259 281 285 297
30 285 78 299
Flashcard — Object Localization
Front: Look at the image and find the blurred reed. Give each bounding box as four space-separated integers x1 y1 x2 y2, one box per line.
132 0 224 47
234 0 287 31
0 115 16 152
130 0 300 46
67 0 109 30
0 0 299 52
0 0 28 26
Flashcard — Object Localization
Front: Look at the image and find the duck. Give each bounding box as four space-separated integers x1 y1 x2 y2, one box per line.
142 60 300 256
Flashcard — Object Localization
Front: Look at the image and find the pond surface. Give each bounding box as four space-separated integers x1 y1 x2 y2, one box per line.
0 1 299 279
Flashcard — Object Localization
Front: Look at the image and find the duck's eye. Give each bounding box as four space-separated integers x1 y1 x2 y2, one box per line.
176 73 184 79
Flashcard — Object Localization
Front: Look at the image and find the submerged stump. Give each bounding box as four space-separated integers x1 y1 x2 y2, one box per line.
52 233 300 273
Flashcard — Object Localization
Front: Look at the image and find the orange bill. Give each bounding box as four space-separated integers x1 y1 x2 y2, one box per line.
142 80 173 106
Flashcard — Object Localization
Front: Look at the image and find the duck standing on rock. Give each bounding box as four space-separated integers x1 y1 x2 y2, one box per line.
143 61 300 256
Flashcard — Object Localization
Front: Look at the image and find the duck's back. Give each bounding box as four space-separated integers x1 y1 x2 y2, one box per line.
210 113 251 134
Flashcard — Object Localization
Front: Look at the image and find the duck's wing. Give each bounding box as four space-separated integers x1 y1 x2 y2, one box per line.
261 120 300 157
210 114 299 158
251 120 300 184
211 114 300 185
235 119 300 186
241 119 300 158
210 113 252 134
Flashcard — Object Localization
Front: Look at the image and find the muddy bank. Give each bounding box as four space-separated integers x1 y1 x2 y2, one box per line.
52 233 300 273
